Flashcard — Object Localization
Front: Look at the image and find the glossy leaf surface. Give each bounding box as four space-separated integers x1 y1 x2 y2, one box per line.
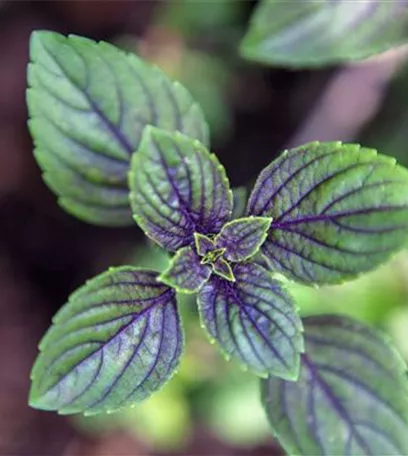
215 216 272 262
28 31 208 226
30 267 183 415
129 127 232 251
261 315 408 455
197 262 303 378
247 142 408 285
158 247 211 293
240 0 408 68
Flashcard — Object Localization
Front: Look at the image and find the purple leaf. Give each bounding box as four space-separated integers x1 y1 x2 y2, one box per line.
211 257 235 282
215 216 272 262
197 262 303 378
29 267 183 415
129 127 233 251
261 315 408 455
194 232 216 256
158 247 212 293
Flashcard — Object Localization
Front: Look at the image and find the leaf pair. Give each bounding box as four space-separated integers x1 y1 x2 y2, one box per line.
29 262 302 414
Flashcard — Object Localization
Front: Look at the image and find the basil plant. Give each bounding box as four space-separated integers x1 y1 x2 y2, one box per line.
27 31 408 455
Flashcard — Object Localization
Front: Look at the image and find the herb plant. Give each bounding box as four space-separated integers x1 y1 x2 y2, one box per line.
27 30 408 455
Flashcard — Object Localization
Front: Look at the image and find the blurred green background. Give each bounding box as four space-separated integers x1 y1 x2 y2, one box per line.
1 1 408 455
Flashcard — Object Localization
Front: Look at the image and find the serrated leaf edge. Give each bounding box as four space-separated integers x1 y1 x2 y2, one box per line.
30 265 185 415
157 248 211 294
196 268 305 380
128 126 233 250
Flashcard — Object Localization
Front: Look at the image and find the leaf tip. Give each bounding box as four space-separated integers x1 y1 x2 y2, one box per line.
30 30 64 58
30 29 54 45
279 364 301 382
28 382 52 412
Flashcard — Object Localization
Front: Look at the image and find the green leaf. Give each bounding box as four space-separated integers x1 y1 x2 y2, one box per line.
158 247 211 293
129 126 233 251
27 31 209 226
215 216 272 262
247 142 408 285
197 262 304 378
240 0 408 68
261 315 408 455
29 267 183 415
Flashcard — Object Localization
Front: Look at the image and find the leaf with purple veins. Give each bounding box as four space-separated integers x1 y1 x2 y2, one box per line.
29 267 183 415
211 257 235 282
261 315 408 455
197 262 303 378
27 31 208 226
215 216 272 262
194 232 216 256
158 247 211 293
247 142 408 285
129 126 233 251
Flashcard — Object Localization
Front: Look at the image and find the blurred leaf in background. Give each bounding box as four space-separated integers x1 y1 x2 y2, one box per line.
74 378 192 451
115 0 247 143
289 251 408 327
240 0 408 67
204 372 271 447
359 50 408 166
387 305 408 361
155 0 243 41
